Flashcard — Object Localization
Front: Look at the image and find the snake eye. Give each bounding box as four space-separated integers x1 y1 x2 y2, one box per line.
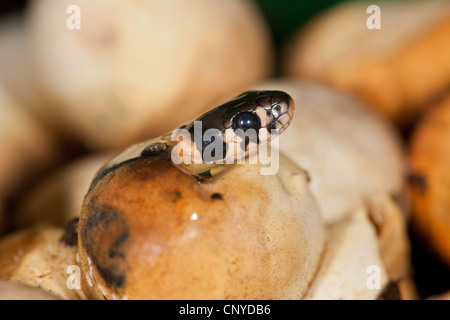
233 112 261 131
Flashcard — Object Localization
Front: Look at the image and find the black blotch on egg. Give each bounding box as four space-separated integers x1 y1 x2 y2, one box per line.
60 217 80 248
211 193 223 200
81 198 130 291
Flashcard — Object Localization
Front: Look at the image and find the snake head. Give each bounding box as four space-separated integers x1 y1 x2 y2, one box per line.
197 90 294 139
96 90 295 184
230 90 295 140
225 90 295 143
186 90 295 165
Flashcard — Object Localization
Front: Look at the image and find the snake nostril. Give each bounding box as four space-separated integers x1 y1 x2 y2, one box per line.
272 105 282 118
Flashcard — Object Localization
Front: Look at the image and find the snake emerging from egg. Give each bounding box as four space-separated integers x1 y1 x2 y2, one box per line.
90 90 294 190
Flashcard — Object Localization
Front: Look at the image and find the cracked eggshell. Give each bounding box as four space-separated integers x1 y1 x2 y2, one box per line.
283 0 450 125
27 0 272 149
304 208 388 300
408 95 450 266
254 80 406 224
305 197 415 300
366 193 411 282
0 226 85 300
0 281 60 300
14 153 113 229
78 155 324 300
302 193 413 300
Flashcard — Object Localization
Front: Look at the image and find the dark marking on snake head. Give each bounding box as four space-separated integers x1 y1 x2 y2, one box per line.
407 173 427 194
141 142 168 157
211 193 223 200
60 218 80 248
266 122 276 132
80 198 130 292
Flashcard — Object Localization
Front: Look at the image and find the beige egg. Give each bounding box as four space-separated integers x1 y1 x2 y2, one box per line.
0 15 56 130
283 0 450 125
78 155 324 300
0 86 57 223
253 80 406 225
14 153 113 229
27 0 272 149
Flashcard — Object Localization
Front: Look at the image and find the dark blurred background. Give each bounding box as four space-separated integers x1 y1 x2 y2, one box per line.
1 0 449 299
0 0 27 17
